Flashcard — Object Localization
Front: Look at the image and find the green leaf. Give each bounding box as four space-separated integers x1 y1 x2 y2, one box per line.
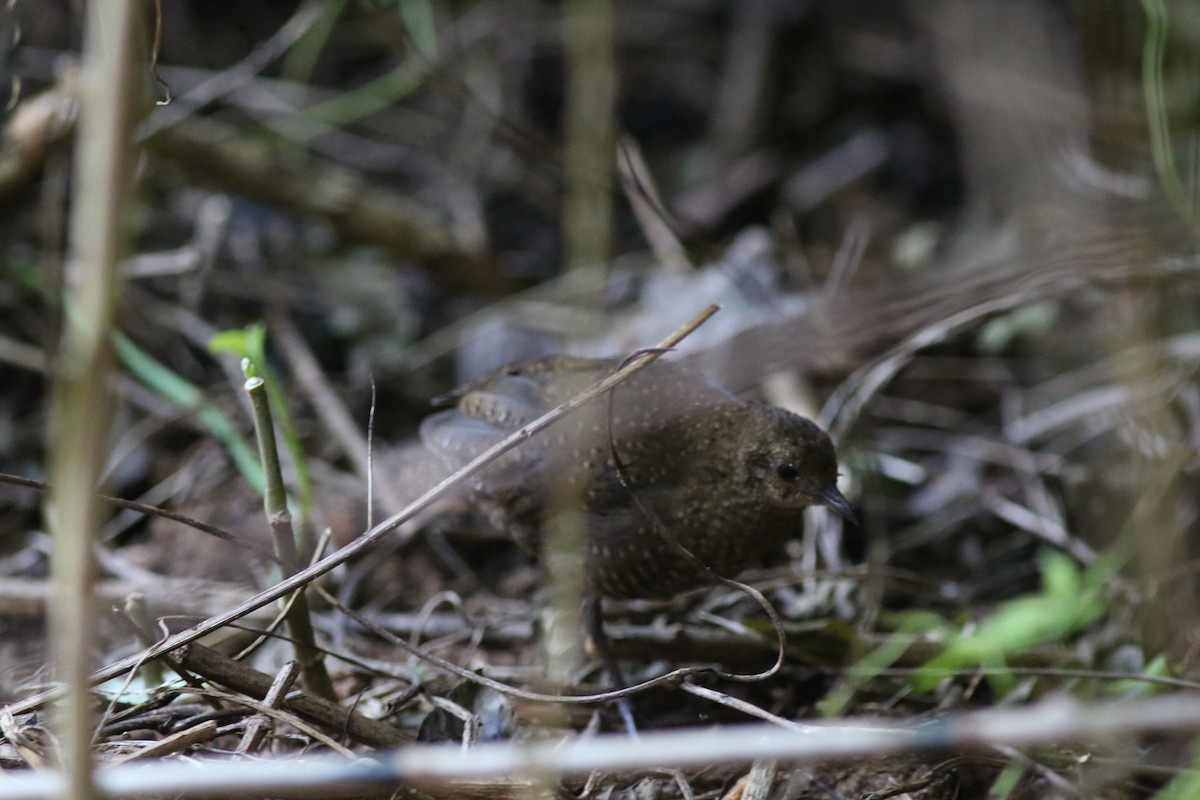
1149 741 1200 800
400 0 437 58
912 551 1116 693
114 332 264 494
1109 653 1173 697
208 321 267 362
208 322 314 543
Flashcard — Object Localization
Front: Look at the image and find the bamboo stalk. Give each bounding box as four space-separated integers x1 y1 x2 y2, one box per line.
46 1 142 798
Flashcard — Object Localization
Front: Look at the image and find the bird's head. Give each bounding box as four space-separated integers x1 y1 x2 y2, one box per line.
738 406 855 522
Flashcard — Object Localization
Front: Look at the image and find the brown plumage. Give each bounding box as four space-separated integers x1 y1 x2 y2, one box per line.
419 355 853 600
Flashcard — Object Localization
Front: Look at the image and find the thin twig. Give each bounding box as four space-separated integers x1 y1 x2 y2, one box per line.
136 0 328 137
235 661 300 755
171 643 405 748
112 721 219 764
0 472 280 566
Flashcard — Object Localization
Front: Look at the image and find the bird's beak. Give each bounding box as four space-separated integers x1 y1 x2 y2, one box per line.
817 485 856 524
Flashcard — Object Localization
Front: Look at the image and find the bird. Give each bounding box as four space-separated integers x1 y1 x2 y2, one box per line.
418 354 854 601
415 354 853 734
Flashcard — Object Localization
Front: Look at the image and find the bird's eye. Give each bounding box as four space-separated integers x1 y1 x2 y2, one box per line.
775 463 800 482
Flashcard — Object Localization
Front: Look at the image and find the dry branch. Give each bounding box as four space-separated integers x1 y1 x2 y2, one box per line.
172 643 408 748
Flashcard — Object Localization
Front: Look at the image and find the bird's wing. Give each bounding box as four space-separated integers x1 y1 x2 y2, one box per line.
418 408 545 498
421 356 739 507
448 355 739 415
421 372 547 455
570 460 687 548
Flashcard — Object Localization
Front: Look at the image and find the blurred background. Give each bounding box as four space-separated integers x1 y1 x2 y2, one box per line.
2 0 1200 794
